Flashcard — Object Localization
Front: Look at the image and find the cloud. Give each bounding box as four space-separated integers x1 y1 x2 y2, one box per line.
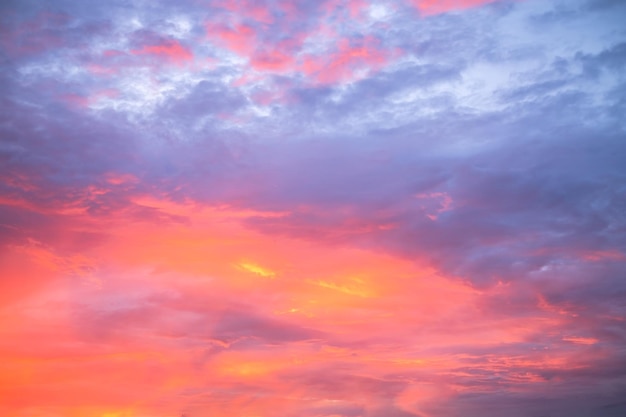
1 0 625 416
410 0 500 16
130 39 194 65
210 307 323 343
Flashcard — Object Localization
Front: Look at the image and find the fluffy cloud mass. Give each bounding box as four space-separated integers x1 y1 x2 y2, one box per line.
1 0 625 416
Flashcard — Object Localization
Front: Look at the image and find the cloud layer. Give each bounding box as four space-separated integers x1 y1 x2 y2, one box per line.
1 0 626 416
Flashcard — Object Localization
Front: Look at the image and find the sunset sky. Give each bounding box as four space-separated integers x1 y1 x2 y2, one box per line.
1 0 626 416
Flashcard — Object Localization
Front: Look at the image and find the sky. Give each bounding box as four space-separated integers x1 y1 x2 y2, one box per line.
1 0 625 416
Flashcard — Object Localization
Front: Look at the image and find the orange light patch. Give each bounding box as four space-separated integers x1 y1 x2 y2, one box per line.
237 261 277 278
563 336 598 345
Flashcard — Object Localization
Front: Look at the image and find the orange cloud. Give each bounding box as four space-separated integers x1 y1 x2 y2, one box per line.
563 336 598 345
0 195 607 417
237 261 277 278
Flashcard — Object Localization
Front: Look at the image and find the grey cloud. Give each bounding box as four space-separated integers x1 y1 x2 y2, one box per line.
156 79 248 125
211 307 323 344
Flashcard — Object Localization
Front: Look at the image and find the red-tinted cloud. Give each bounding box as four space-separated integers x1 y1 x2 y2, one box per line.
130 40 194 65
208 22 258 56
301 36 393 84
205 4 401 85
411 0 498 15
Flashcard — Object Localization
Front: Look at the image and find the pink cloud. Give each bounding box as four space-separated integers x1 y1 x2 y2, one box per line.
242 0 275 24
323 0 369 21
0 11 69 59
301 36 392 84
130 39 193 65
251 49 297 72
207 22 257 56
205 7 401 85
61 93 91 108
59 89 120 109
348 0 369 19
85 63 118 76
411 0 499 15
